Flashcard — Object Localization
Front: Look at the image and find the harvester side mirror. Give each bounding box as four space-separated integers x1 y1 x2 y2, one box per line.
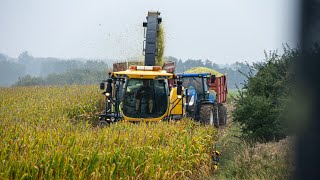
106 78 113 94
177 80 182 96
100 82 105 90
143 22 147 27
210 75 216 83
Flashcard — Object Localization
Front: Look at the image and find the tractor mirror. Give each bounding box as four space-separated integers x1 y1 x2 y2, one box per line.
177 80 182 95
100 82 105 90
210 75 216 83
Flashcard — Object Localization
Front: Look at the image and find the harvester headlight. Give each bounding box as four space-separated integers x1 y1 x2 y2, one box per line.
177 95 182 99
105 92 110 97
152 66 162 71
129 65 137 70
138 66 153 70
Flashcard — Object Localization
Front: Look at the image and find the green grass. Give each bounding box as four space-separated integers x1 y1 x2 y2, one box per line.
214 121 294 180
227 89 239 104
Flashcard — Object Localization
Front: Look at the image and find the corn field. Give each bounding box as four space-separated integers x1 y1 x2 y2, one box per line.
0 85 216 179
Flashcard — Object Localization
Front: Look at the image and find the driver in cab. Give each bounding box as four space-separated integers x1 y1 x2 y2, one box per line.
183 79 195 90
135 80 154 114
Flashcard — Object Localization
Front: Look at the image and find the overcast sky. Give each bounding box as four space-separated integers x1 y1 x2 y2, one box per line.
0 0 299 63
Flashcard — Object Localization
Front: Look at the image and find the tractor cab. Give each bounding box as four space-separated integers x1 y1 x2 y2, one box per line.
178 73 215 103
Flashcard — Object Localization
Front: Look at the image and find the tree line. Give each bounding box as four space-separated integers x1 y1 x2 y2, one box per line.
232 45 320 142
0 51 251 88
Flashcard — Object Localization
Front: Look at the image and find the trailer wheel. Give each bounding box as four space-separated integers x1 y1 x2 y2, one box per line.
219 105 227 125
199 104 217 127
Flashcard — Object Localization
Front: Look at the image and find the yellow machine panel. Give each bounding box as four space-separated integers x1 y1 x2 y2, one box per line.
169 87 185 117
113 69 173 79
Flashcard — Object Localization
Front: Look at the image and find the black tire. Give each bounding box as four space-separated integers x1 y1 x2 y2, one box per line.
199 104 216 126
96 120 109 128
219 105 227 125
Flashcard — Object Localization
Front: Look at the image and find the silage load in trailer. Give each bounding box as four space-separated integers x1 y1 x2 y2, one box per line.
185 67 223 77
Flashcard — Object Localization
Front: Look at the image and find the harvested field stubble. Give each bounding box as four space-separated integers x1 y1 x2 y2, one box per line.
0 85 217 179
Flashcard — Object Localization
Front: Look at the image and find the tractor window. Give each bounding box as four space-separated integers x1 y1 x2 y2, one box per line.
123 79 168 118
182 77 205 99
203 78 209 99
117 80 125 101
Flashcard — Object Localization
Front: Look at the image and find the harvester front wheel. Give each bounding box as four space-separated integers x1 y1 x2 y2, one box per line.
199 104 217 127
96 120 109 128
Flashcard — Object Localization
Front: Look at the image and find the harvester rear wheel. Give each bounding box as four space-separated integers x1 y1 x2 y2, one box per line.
219 105 227 126
199 104 217 127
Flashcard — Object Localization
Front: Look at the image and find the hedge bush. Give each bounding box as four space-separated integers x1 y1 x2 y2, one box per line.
233 46 296 141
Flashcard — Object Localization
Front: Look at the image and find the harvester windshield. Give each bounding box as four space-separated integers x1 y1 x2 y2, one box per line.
123 79 169 118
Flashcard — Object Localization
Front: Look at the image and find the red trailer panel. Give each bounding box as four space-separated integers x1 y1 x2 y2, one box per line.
208 75 228 104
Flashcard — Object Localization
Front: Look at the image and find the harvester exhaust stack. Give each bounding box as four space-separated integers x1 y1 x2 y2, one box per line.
143 11 162 66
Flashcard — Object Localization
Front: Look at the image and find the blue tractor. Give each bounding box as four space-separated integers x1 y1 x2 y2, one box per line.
176 73 227 127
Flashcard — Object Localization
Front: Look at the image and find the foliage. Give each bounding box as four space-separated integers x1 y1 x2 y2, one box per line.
1 51 249 89
12 75 45 86
215 121 294 180
227 89 239 104
12 68 109 87
0 52 110 87
0 58 26 86
233 46 296 141
0 85 217 179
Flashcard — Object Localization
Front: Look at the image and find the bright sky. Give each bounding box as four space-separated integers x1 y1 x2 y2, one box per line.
0 0 299 63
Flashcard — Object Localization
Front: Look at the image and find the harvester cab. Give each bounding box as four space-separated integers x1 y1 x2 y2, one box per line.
177 73 227 127
99 11 184 123
99 65 184 123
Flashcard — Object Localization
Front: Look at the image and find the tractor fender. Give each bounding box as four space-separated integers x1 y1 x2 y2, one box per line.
199 100 215 105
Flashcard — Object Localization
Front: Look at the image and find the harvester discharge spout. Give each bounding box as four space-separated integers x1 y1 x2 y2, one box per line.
143 11 162 66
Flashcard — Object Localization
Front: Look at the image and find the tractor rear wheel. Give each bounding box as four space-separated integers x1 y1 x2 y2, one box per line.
199 104 217 127
219 105 227 126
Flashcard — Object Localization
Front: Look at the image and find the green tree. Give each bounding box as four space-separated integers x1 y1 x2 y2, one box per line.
233 46 296 141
